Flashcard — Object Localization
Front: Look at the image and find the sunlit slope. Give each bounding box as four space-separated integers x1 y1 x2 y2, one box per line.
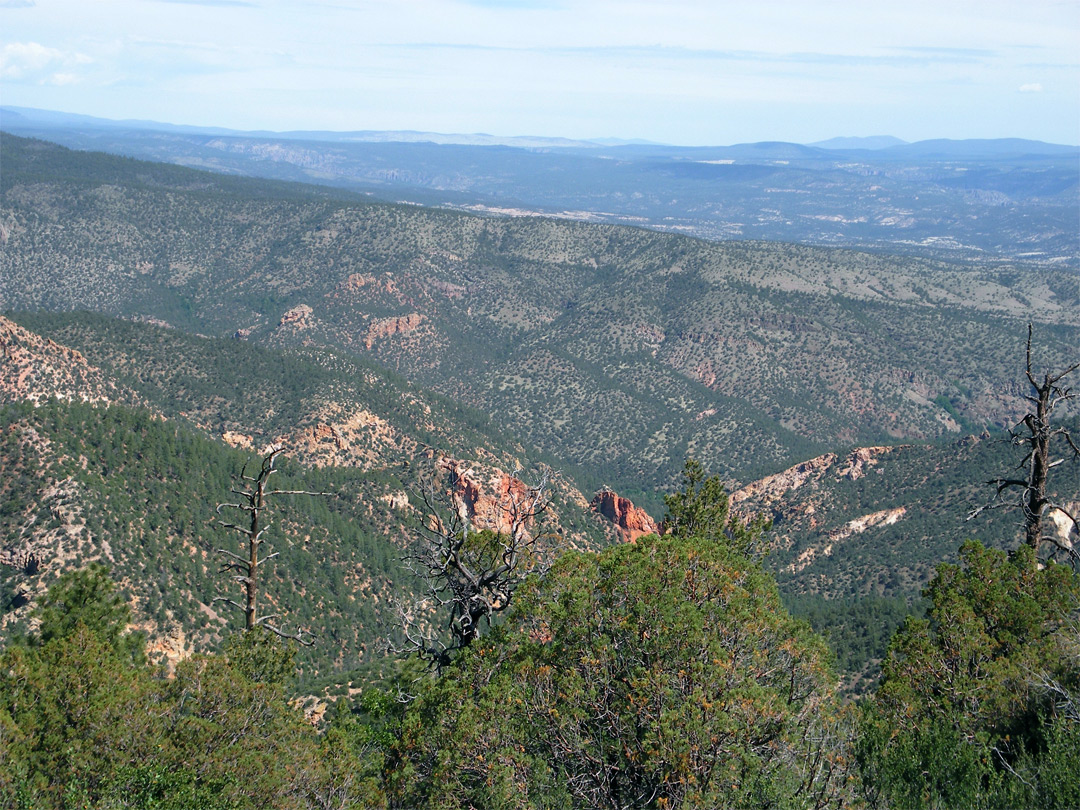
3 134 1076 493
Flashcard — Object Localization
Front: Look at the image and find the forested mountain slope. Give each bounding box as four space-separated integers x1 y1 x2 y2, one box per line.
3 313 1074 691
3 135 1076 498
0 397 418 679
0 314 612 679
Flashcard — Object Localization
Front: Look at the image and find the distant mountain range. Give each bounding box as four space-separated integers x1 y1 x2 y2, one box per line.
3 106 1076 266
0 106 606 149
5 106 1076 155
810 136 908 150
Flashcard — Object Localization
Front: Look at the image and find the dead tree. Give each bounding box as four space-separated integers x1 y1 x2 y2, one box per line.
392 460 555 669
215 445 329 645
970 324 1079 566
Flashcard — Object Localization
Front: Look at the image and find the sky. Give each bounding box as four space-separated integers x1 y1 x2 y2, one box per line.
1 0 1077 146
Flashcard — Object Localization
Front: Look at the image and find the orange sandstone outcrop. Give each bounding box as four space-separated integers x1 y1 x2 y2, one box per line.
302 423 344 450
141 624 193 676
437 457 538 537
340 272 398 295
364 313 424 349
277 408 406 470
590 489 658 542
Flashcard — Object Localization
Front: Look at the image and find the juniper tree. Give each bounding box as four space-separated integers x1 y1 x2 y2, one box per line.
394 517 851 809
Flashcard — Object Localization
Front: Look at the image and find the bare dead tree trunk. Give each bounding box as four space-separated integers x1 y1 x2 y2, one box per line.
970 324 1079 565
390 459 556 670
215 445 330 645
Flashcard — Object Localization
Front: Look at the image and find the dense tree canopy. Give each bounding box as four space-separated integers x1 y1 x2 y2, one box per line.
0 567 361 809
392 532 853 809
5 456 1078 810
858 541 1080 809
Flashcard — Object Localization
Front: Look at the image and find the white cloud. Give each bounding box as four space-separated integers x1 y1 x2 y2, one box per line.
46 72 80 85
0 41 91 80
1 42 63 78
0 1 1075 143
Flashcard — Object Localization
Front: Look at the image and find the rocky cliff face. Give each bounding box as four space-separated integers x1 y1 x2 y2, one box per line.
731 453 838 508
364 313 425 349
589 489 659 542
0 315 130 406
279 304 315 330
733 446 902 512
1049 502 1079 557
438 457 539 537
431 457 600 553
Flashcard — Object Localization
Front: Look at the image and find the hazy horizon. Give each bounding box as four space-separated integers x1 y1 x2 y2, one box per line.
7 104 1080 151
1 1 1077 147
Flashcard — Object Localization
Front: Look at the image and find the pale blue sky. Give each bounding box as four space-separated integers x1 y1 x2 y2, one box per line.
1 0 1077 145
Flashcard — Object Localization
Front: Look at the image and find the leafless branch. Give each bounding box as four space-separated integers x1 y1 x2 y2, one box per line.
256 614 317 647
391 458 558 670
969 324 1079 566
212 445 331 643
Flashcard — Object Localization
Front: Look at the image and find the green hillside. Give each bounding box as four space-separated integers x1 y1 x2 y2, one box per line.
1 277 1076 808
8 309 543 469
0 397 413 679
755 437 1062 597
0 312 615 680
5 313 1073 689
2 136 1077 695
3 134 1076 499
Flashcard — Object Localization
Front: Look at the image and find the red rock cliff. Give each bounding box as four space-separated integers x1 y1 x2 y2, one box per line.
590 489 658 542
438 458 537 537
